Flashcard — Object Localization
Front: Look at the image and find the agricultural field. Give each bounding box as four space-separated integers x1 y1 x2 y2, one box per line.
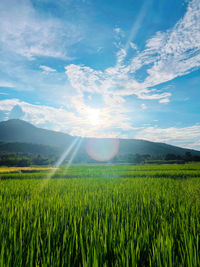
0 163 200 266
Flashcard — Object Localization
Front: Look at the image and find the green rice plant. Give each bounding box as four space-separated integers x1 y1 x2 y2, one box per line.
0 163 200 266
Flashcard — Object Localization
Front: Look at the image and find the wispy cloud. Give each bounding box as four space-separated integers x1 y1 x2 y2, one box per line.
0 82 15 88
0 0 83 60
159 98 170 104
118 0 200 97
40 65 56 73
64 0 200 120
141 0 200 88
0 92 8 95
114 27 124 36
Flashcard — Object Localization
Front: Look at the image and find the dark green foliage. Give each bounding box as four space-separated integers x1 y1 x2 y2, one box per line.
0 153 53 167
0 154 31 167
165 153 200 163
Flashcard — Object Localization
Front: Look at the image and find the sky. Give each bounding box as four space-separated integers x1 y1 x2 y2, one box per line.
0 0 200 150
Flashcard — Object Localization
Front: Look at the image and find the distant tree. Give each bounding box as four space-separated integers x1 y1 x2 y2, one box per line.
165 154 177 160
32 155 49 165
184 152 192 162
133 154 143 164
143 154 151 161
17 158 31 167
193 155 200 162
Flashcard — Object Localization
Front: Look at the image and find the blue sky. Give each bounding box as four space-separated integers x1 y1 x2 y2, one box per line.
0 0 200 150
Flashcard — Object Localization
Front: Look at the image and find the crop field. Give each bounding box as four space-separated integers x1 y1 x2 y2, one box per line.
0 163 200 266
0 166 55 174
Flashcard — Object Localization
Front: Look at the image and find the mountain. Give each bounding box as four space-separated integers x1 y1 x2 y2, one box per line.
0 119 73 148
0 119 200 159
0 141 60 157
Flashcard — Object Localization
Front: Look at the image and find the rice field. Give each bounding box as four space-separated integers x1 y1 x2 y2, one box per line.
0 163 200 266
0 166 55 174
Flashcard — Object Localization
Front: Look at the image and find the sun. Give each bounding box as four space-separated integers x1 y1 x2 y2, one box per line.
86 108 101 126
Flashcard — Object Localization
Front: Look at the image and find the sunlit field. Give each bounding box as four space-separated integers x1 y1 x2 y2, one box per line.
0 166 55 174
0 163 200 266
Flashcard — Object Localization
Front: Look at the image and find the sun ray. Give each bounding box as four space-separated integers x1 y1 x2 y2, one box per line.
66 137 83 167
34 137 81 195
54 137 80 168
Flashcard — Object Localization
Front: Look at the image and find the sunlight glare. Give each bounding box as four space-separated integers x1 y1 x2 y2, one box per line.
87 108 101 126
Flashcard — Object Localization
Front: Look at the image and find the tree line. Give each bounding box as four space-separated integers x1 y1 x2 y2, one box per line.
0 153 54 167
0 151 200 167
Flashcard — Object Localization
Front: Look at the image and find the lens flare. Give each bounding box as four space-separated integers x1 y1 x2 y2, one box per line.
86 138 120 161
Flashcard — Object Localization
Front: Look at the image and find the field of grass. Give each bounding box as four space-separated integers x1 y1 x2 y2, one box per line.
0 163 200 266
0 166 55 174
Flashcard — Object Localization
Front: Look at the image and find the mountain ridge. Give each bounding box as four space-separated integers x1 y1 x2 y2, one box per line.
0 119 199 157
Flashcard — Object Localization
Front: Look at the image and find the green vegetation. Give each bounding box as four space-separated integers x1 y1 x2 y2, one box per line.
0 152 55 167
1 150 200 167
0 163 200 266
1 120 200 166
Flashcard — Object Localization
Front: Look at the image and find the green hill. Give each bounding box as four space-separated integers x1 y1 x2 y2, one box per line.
0 141 60 157
0 119 73 148
0 119 199 159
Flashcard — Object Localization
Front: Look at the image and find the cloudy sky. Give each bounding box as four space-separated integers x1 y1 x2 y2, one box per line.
0 0 200 150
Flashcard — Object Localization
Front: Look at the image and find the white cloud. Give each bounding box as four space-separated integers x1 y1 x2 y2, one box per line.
65 61 170 105
116 48 127 64
135 124 200 150
64 0 200 111
0 92 8 95
145 31 167 51
64 0 200 135
65 64 104 94
140 0 200 88
0 82 15 88
0 98 134 136
114 28 121 34
40 65 56 73
114 27 125 38
159 98 170 103
0 98 86 133
0 0 82 60
65 64 135 132
130 42 138 50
